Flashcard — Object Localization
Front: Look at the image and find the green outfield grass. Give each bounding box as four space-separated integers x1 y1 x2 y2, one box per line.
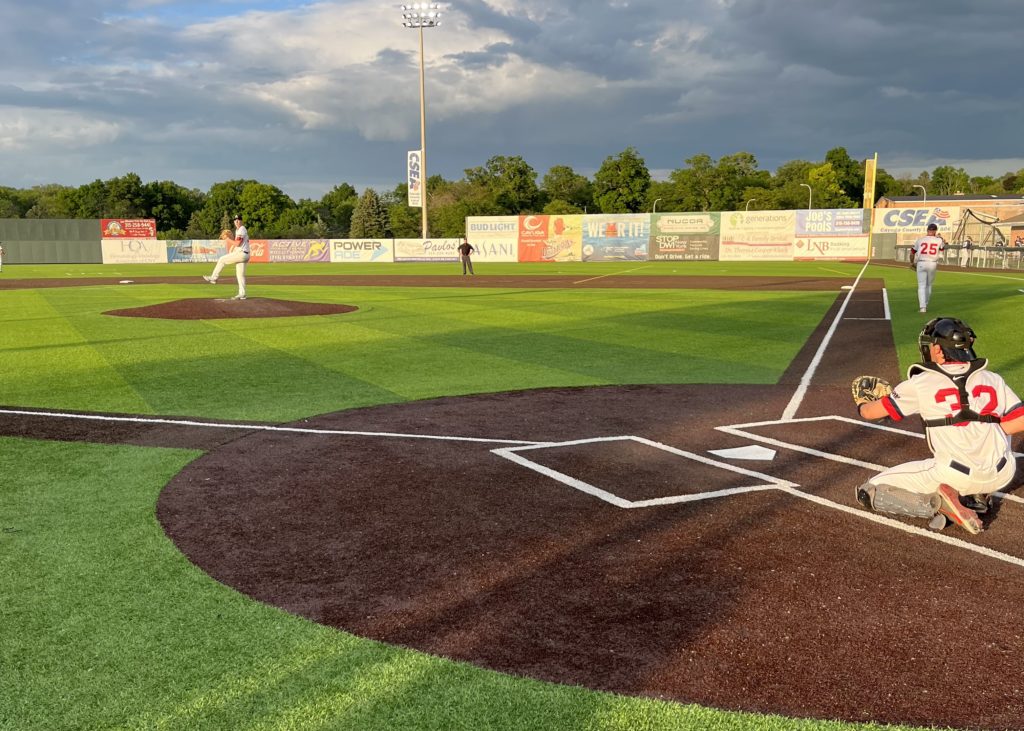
2 260 1023 730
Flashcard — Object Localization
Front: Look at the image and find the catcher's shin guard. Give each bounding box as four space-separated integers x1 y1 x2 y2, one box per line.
856 483 941 519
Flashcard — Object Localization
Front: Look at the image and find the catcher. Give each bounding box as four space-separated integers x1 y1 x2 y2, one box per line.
852 317 1024 534
202 214 250 300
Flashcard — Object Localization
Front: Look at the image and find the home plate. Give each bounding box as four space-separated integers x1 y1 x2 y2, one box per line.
707 445 777 461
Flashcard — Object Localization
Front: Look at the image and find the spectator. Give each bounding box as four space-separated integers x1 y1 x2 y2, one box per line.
959 236 973 268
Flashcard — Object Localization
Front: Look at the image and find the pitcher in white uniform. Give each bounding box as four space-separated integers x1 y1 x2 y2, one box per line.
203 215 250 300
855 317 1024 534
909 223 945 313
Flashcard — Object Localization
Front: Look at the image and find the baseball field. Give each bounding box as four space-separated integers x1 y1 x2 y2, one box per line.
3 260 1024 731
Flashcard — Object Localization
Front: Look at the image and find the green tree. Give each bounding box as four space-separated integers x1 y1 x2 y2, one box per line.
191 180 255 237
806 163 855 209
383 184 423 238
104 173 147 217
145 180 205 238
593 147 651 213
823 147 864 203
464 155 542 214
317 184 358 237
349 188 390 238
238 182 294 236
541 165 593 211
930 165 971 196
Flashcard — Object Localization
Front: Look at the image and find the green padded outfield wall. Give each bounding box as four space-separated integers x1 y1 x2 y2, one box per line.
0 219 102 263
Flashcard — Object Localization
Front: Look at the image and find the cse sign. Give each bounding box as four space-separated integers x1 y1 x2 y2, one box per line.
407 151 422 208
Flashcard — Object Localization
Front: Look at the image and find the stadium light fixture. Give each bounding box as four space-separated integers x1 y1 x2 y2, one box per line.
800 183 812 210
913 184 927 203
745 198 756 211
401 3 442 239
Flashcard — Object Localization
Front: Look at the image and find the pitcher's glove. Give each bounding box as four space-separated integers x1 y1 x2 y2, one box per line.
219 229 234 241
852 375 893 406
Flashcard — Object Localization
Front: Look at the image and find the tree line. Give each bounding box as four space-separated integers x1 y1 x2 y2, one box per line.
1 147 1020 239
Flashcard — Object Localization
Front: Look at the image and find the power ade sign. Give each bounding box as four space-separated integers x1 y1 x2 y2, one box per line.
330 239 394 263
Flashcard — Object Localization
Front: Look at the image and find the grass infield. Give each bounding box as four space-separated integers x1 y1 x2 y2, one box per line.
2 260 1023 730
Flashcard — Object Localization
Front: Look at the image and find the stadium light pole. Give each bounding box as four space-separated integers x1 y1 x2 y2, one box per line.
652 198 662 213
745 198 756 211
800 183 812 210
913 184 927 203
401 3 441 239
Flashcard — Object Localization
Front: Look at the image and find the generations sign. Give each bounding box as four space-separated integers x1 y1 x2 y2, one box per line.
719 210 796 261
581 214 650 261
330 239 394 263
649 213 720 261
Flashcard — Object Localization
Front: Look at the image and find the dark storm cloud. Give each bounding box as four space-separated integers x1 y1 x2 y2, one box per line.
1 0 1023 198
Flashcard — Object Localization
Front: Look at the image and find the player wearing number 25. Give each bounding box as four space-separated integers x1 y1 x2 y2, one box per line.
855 318 1024 534
909 222 945 313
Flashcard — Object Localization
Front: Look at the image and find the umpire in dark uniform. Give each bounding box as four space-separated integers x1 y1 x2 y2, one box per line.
458 238 475 275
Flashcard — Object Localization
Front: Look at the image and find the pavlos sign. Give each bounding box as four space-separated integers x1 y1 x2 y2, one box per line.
407 151 422 208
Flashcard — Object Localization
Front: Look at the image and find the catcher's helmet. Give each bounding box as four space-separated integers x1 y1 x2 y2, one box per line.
919 317 978 363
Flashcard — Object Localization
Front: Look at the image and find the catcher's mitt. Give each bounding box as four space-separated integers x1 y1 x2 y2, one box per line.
219 229 234 241
851 375 893 406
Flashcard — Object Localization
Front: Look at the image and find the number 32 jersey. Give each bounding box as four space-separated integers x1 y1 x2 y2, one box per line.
881 360 1024 470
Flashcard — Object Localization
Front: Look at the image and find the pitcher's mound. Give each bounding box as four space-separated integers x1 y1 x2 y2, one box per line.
105 297 358 320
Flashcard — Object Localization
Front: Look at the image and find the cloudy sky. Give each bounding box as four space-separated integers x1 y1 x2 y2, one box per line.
2 0 1023 200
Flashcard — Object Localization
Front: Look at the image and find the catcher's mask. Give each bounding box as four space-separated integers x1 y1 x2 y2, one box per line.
919 317 978 363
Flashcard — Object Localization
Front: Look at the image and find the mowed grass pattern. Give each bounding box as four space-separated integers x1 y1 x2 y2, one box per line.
4 260 1024 730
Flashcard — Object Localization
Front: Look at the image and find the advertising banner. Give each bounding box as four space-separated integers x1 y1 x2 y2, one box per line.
467 216 518 246
719 210 796 261
580 214 650 261
872 207 959 235
101 238 167 264
248 239 269 263
166 240 228 263
408 151 422 207
518 214 582 262
101 218 157 239
269 239 331 263
649 212 720 261
793 209 870 260
330 239 394 263
394 238 460 262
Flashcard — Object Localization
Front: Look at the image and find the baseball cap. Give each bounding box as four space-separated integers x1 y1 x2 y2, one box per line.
233 214 242 221
927 223 938 231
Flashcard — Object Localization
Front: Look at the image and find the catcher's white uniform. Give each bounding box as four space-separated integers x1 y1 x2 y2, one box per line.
910 234 944 311
870 360 1024 497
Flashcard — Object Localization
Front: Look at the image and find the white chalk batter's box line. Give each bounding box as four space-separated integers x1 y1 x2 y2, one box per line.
492 418 1024 570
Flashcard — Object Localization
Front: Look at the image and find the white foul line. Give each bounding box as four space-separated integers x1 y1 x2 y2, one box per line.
780 261 872 421
0 408 542 446
572 265 651 285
